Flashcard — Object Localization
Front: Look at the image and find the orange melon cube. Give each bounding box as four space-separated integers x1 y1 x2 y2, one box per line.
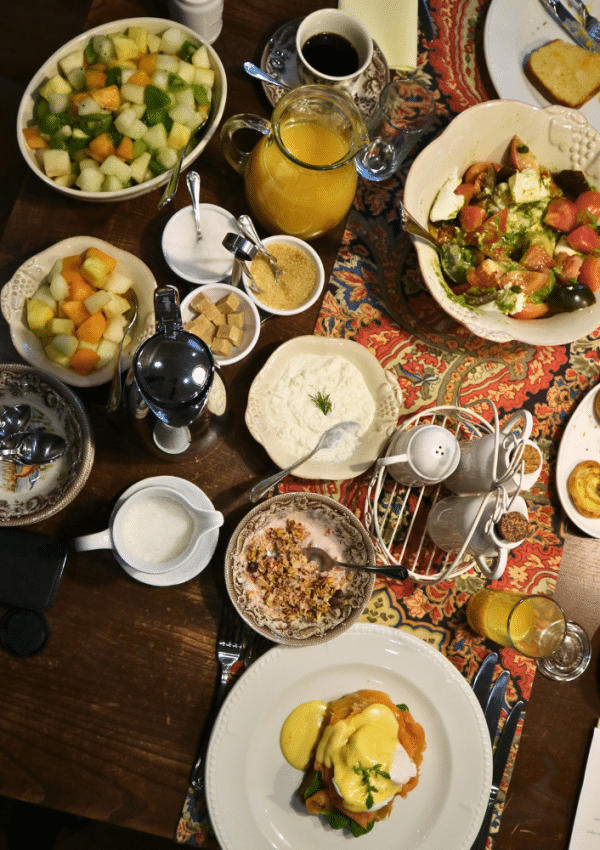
137 53 158 76
85 69 107 89
85 247 118 273
87 131 116 162
66 273 95 301
23 128 48 149
127 69 152 87
70 347 101 376
115 136 134 161
60 300 90 327
76 311 106 345
90 85 120 112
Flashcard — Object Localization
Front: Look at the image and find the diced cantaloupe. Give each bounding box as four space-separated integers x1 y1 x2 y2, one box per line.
85 247 118 273
76 311 106 345
67 272 95 301
60 299 90 327
70 347 101 376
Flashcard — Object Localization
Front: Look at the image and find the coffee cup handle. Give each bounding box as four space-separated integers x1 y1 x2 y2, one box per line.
474 547 508 581
72 528 112 553
500 409 533 442
220 114 271 176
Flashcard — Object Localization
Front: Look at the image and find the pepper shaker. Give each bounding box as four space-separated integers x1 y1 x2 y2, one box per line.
168 0 224 44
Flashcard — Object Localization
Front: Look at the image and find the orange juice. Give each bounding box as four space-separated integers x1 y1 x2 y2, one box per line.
245 121 358 240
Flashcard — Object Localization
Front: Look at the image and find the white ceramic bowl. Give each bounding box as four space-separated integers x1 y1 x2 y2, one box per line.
404 100 600 346
162 204 237 284
1 236 157 387
241 235 325 316
180 283 260 366
17 17 227 203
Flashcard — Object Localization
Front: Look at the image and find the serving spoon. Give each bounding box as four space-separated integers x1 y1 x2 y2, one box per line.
302 547 408 580
0 429 67 465
248 421 359 503
106 290 138 413
399 201 461 284
238 214 282 279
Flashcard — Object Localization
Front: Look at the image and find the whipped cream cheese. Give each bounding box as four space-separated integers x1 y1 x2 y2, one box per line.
266 354 376 463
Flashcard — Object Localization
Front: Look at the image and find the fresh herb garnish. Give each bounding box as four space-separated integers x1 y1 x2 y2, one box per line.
396 703 409 711
352 762 391 809
309 390 332 415
304 769 375 837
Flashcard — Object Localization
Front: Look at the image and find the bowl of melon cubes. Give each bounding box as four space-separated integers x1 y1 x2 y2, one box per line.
1 236 157 387
17 17 226 201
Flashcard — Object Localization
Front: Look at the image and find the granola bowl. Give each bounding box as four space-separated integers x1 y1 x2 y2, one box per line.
225 492 375 646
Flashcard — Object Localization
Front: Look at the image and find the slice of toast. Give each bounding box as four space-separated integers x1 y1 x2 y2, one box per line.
526 39 600 109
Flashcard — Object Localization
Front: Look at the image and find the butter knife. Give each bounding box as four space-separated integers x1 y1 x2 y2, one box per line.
484 670 510 745
472 652 498 711
539 0 600 52
471 699 524 850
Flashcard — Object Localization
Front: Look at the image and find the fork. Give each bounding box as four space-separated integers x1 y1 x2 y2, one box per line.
569 0 600 42
190 602 248 794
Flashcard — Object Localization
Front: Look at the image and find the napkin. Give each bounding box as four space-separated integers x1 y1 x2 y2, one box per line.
569 720 600 849
338 0 419 72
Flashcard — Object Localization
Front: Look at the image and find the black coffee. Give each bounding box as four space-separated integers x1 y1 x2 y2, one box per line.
301 32 360 77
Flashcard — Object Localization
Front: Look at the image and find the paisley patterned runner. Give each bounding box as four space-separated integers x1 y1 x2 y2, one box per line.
177 0 598 844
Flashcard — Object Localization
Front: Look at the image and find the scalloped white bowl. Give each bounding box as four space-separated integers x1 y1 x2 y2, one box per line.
404 100 600 346
17 17 227 202
1 236 157 387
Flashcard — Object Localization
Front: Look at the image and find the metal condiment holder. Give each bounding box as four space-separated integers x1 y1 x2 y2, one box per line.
364 400 529 585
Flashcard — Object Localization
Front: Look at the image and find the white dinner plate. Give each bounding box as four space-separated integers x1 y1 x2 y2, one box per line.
245 336 403 479
556 383 600 536
205 622 492 850
484 0 600 133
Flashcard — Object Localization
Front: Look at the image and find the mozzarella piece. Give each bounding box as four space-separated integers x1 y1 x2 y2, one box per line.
430 169 464 221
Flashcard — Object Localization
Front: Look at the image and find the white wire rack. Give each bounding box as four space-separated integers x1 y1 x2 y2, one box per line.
364 401 528 585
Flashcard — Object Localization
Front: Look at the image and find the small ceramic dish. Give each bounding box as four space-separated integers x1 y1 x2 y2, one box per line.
162 204 237 284
404 100 600 345
0 364 94 526
240 235 325 316
17 17 227 202
1 235 157 387
180 283 260 366
225 492 375 646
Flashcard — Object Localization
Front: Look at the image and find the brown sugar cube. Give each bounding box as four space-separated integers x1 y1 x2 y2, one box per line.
184 314 216 346
227 310 244 328
210 336 233 357
191 292 226 326
216 323 243 347
216 292 240 314
496 511 529 543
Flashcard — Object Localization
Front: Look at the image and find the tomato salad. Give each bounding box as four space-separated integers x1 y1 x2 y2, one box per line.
428 135 600 318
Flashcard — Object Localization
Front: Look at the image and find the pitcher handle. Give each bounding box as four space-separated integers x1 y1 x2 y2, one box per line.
72 528 112 552
475 547 508 581
500 409 533 442
220 114 271 176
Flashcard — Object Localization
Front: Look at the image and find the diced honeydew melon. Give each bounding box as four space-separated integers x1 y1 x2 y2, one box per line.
44 344 70 367
131 138 148 158
49 272 69 302
102 175 124 192
110 33 139 62
66 68 86 91
151 69 170 90
131 103 146 119
169 103 196 127
175 87 195 109
177 61 196 84
128 117 149 139
127 26 148 54
49 318 75 336
32 284 57 310
103 293 130 318
84 290 112 314
121 68 136 85
103 316 125 343
130 151 152 184
114 106 136 135
49 259 63 276
99 155 132 183
50 333 79 359
194 67 214 87
167 121 191 150
92 35 116 62
120 82 145 105
155 54 180 73
104 271 133 295
76 167 104 192
147 32 161 53
47 91 70 114
59 50 85 76
77 340 98 351
143 122 168 150
77 97 105 116
40 74 73 100
54 172 77 188
157 147 178 170
78 157 100 171
160 27 186 55
192 45 210 69
95 338 119 367
43 149 71 178
81 256 112 287
27 298 55 336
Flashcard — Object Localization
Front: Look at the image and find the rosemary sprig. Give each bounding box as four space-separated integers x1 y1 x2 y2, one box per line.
309 390 332 415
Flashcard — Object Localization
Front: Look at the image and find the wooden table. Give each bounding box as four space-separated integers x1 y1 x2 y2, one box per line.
0 0 599 847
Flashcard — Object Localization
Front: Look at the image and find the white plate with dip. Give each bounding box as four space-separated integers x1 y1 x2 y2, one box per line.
205 622 492 850
162 204 238 285
245 335 403 479
112 476 220 586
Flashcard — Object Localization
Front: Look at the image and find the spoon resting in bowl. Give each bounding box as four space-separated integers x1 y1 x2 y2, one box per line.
302 547 408 580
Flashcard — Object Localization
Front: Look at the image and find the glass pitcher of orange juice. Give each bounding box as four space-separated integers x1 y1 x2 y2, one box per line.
220 85 369 240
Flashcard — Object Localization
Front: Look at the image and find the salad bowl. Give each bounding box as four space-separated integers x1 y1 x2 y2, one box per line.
404 100 600 345
17 17 227 203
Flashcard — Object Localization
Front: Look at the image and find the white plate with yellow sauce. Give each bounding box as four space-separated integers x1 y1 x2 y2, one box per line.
245 336 403 479
556 383 600 537
205 622 492 850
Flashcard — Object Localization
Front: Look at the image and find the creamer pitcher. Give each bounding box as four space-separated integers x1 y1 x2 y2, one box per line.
220 85 369 240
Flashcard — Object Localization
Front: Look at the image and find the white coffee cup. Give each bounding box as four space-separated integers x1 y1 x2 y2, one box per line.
296 9 373 89
426 490 529 580
72 484 224 574
377 423 461 487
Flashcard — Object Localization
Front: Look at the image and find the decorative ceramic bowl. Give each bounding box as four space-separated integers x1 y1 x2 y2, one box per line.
180 283 260 366
225 492 375 646
241 235 325 316
0 365 94 526
404 100 600 345
17 17 227 202
1 235 157 387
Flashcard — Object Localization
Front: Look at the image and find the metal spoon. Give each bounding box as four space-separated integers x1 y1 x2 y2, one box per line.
248 421 359 503
187 171 202 240
222 232 261 292
302 547 408 581
0 404 31 438
243 61 290 90
106 290 138 413
158 141 190 209
0 429 67 465
238 215 282 279
399 201 461 284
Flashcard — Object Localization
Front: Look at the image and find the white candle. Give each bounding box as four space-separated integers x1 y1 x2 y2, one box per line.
338 0 419 71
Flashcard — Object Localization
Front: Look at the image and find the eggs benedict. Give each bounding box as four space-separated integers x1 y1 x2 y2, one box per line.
280 689 426 836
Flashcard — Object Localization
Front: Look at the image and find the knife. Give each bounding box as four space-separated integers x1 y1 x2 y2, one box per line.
539 0 600 53
484 670 510 745
418 0 437 42
471 699 525 850
472 652 498 711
